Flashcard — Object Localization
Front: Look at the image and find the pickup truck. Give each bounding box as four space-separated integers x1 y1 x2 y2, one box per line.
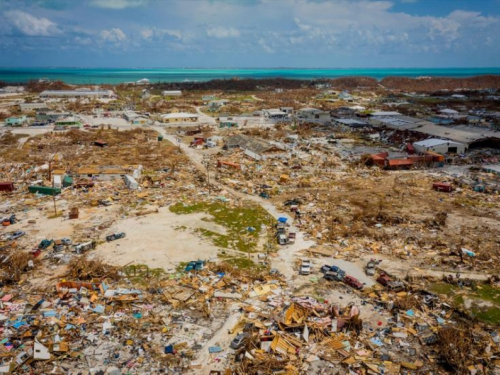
9 230 25 240
300 260 312 275
344 275 363 290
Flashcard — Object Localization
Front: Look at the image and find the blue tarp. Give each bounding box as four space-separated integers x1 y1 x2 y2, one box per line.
209 346 222 353
278 217 287 223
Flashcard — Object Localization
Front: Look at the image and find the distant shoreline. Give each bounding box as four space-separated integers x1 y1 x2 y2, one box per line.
0 67 499 85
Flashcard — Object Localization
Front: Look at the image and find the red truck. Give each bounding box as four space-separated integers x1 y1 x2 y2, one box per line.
344 275 363 290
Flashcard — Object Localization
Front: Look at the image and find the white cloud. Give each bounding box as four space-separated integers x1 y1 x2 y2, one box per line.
140 28 183 41
89 0 150 9
100 28 127 43
140 28 154 40
4 10 60 36
206 26 240 38
258 38 274 53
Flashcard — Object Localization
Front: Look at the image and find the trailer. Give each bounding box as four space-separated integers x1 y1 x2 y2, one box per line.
124 175 138 190
0 182 15 192
73 241 96 253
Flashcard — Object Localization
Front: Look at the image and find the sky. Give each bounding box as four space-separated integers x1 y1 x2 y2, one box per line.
0 0 499 68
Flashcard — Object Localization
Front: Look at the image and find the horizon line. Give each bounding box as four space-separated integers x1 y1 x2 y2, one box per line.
1 67 500 70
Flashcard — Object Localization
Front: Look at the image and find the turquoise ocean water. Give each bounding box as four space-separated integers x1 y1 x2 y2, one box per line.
0 68 499 84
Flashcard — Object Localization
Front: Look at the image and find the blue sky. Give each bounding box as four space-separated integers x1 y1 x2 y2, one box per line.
0 0 499 68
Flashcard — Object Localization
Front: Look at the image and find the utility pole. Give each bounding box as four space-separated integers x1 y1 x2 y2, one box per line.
202 156 211 195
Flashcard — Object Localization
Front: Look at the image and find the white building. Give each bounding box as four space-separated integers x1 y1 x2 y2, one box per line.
297 108 330 121
413 138 467 154
160 112 199 123
263 109 289 120
19 102 48 112
0 86 25 94
136 78 150 85
438 108 460 118
162 90 182 97
370 111 401 117
40 89 115 98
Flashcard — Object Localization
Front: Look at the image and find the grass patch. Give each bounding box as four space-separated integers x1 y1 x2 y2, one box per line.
170 201 272 253
175 261 189 273
475 284 500 305
123 264 165 284
474 307 500 325
225 257 265 271
430 282 500 325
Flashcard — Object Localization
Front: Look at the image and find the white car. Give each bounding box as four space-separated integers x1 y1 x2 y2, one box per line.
300 260 312 275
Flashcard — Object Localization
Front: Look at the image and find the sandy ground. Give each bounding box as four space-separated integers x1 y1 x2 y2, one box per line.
328 258 376 287
93 207 224 270
360 253 491 281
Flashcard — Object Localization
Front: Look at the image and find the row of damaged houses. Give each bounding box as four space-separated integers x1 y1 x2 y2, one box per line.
224 134 286 160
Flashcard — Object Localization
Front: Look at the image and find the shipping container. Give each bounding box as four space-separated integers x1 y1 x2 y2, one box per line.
0 182 14 192
28 185 61 196
425 151 445 162
63 175 73 187
432 182 453 192
53 175 62 188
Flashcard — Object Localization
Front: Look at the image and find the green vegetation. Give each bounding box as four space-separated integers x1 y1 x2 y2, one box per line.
170 201 273 253
429 282 500 325
475 308 500 325
225 257 261 270
123 264 165 284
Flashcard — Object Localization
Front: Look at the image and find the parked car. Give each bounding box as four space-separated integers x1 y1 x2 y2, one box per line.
300 260 311 275
184 261 196 272
344 275 363 290
324 271 343 281
194 260 204 271
53 240 64 252
278 234 288 245
61 238 72 246
330 266 346 278
10 230 25 240
106 232 126 242
377 272 392 286
365 260 376 276
387 280 406 292
320 265 332 274
230 333 250 349
38 239 53 250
